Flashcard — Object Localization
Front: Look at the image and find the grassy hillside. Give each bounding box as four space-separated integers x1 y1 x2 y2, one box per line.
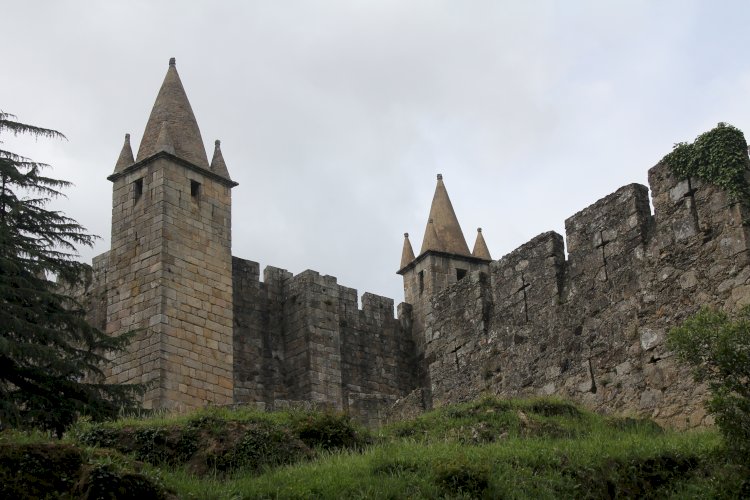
1 396 747 499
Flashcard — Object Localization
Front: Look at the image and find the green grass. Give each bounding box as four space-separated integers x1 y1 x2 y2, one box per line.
2 396 748 499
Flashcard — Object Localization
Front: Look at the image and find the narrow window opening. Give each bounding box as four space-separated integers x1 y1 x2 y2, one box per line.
190 180 201 200
133 178 143 203
456 268 467 281
418 270 425 295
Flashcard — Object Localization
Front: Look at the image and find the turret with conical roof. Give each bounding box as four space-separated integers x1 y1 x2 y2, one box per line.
421 174 471 256
154 121 175 155
472 228 492 260
400 233 416 270
420 218 442 255
113 133 135 174
104 58 236 411
210 140 232 180
136 57 209 168
398 174 493 358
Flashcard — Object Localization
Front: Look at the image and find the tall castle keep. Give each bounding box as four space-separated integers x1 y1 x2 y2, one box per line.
78 59 750 427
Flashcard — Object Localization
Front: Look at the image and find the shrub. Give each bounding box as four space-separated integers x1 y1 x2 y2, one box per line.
292 412 370 451
661 122 750 201
213 423 312 473
668 307 750 458
0 443 83 499
76 464 167 500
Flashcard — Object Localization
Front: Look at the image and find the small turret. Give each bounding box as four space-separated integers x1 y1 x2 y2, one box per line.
472 228 492 260
154 121 175 155
420 174 471 257
398 174 492 356
113 133 135 174
210 139 232 180
420 218 441 255
400 232 416 269
136 57 209 167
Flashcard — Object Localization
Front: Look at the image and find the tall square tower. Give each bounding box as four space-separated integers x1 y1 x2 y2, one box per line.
104 58 237 409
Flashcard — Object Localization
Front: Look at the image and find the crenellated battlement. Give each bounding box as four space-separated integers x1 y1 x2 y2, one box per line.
414 161 750 428
231 258 418 425
76 59 750 429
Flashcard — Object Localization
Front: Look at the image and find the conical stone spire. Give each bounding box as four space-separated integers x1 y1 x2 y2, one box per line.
113 133 135 173
420 174 471 256
400 232 416 269
136 57 209 167
154 121 175 155
472 228 492 260
210 140 232 180
420 218 442 255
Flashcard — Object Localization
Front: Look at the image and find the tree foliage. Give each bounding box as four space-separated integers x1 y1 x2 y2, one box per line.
668 307 750 459
0 111 141 437
661 122 750 201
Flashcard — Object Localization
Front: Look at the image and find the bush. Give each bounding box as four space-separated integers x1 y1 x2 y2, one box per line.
0 443 83 499
661 122 750 201
214 423 312 473
292 412 370 451
668 307 750 458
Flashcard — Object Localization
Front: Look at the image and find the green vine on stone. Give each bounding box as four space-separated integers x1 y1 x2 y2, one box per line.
661 122 750 201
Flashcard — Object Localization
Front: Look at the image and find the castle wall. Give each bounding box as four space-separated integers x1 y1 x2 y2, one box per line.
402 253 489 357
421 162 750 428
232 261 419 425
231 259 289 404
102 157 234 410
73 250 110 333
340 293 418 427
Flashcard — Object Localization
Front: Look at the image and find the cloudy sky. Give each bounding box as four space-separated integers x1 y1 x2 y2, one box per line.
3 1 750 305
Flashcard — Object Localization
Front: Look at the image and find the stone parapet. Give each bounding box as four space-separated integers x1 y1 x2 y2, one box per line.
424 162 750 428
232 260 419 425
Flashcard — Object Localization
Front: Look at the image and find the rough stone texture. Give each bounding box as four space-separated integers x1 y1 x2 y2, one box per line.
136 62 210 168
420 163 750 428
73 159 749 428
101 154 235 410
65 60 420 427
232 260 419 425
68 61 750 429
400 252 489 366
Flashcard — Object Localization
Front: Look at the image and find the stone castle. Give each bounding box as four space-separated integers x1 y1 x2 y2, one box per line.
77 59 750 428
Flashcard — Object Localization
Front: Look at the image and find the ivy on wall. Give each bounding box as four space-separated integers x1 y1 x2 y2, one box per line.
661 123 750 201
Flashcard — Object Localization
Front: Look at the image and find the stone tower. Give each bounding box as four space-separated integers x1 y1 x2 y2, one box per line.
104 58 238 409
398 174 492 354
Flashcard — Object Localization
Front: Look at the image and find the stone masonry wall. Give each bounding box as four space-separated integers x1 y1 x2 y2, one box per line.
157 159 234 408
422 162 750 429
104 161 165 407
402 253 489 358
102 155 234 410
233 259 419 425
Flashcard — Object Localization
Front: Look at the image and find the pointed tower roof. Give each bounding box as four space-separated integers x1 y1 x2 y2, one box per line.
210 140 232 180
136 57 209 167
154 121 175 155
420 218 442 254
113 133 135 174
420 174 471 256
400 232 416 269
472 228 492 260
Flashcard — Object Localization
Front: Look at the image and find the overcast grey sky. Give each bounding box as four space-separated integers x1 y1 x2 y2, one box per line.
3 1 750 305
